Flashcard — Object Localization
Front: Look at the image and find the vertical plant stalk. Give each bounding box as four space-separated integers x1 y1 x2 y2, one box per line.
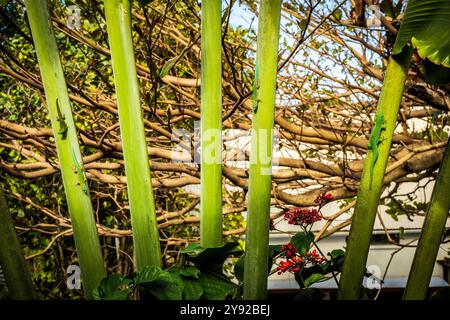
104 0 161 270
200 0 223 248
0 188 36 299
337 48 413 300
24 0 106 299
403 140 450 300
243 0 282 300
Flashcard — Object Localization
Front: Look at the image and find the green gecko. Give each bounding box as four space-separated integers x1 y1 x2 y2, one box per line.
71 149 89 195
368 111 386 189
56 98 68 140
252 64 260 114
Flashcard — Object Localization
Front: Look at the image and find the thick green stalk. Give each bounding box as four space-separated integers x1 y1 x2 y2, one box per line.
200 0 223 248
104 0 161 270
0 188 36 299
24 0 106 299
403 140 450 300
337 48 413 300
243 0 282 300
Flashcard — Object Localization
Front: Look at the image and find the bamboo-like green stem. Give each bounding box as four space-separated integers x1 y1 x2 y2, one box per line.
243 0 282 300
24 0 106 299
200 0 223 248
337 48 413 300
403 140 450 300
0 188 36 299
104 0 161 270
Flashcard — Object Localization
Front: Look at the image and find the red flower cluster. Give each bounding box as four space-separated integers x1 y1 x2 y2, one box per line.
284 208 322 226
305 249 326 265
277 256 304 274
314 193 334 206
281 243 296 258
276 244 327 274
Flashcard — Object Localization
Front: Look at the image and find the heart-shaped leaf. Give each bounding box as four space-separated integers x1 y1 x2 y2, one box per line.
290 231 314 255
93 274 132 300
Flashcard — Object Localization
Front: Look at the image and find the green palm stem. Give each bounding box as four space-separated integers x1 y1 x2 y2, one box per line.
24 0 106 299
403 140 450 300
200 0 223 248
0 188 36 299
337 47 413 300
104 0 161 270
243 0 282 300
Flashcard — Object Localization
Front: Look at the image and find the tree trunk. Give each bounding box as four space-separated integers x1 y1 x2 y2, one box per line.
403 140 450 300
337 48 413 299
243 0 282 300
24 0 106 299
200 0 223 248
103 0 162 270
0 188 36 299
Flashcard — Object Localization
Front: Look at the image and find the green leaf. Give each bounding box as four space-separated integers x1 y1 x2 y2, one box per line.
179 266 200 279
159 56 179 78
290 231 314 255
268 244 282 271
332 9 342 21
180 277 204 300
298 18 308 30
422 58 450 85
234 255 245 282
328 249 345 268
134 266 183 300
181 243 204 255
184 242 243 274
167 267 204 300
303 273 325 287
393 0 450 68
198 271 237 300
93 274 132 300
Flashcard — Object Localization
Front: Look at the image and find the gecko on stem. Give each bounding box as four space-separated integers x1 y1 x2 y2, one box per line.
71 149 89 195
368 111 386 189
56 98 68 140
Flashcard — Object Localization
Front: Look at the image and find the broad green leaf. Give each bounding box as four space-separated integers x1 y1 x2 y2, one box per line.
134 266 183 300
93 274 132 300
393 0 450 68
328 249 345 263
179 266 201 279
422 58 450 85
198 271 237 300
234 255 245 282
290 231 314 255
167 267 204 300
184 242 243 274
303 273 326 287
180 277 204 300
134 266 161 285
181 243 204 255
295 264 329 288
